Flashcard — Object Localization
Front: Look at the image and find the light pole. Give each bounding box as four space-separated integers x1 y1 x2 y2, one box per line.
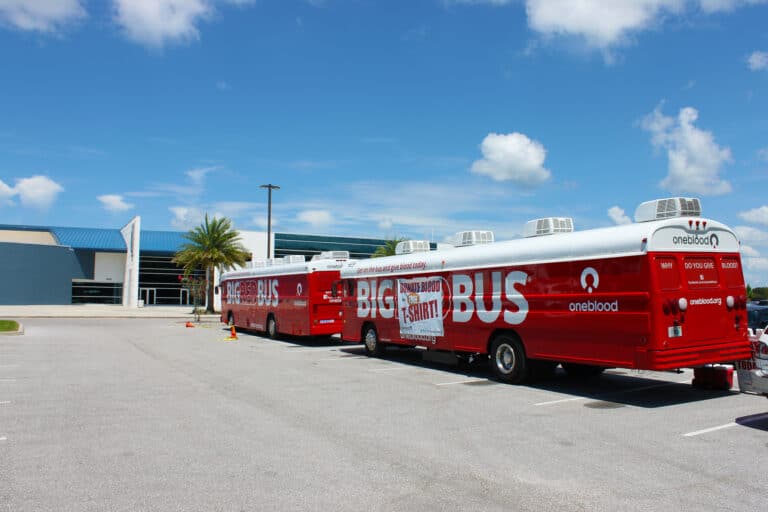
260 184 280 258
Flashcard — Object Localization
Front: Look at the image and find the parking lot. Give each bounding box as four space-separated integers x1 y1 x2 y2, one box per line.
1 318 766 511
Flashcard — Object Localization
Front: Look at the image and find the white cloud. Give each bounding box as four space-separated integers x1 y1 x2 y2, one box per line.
471 132 551 186
0 178 14 205
741 244 760 257
13 175 63 210
297 209 333 228
185 165 218 186
98 194 134 213
608 206 632 225
378 218 394 231
252 215 278 231
112 0 212 48
744 257 768 272
170 206 205 229
525 0 684 54
0 0 85 32
739 206 768 225
735 225 768 246
748 51 768 71
759 147 768 161
698 0 767 13
641 105 732 196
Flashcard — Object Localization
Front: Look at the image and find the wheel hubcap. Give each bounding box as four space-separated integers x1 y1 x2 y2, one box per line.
496 344 515 374
365 330 377 351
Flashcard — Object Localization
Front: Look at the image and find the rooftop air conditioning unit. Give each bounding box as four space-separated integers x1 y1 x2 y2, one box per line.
453 230 494 247
634 197 701 223
251 259 267 268
523 217 574 238
283 255 306 264
395 240 431 255
311 250 350 261
268 258 284 266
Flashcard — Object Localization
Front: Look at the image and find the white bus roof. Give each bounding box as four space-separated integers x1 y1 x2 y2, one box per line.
220 257 348 282
341 217 740 279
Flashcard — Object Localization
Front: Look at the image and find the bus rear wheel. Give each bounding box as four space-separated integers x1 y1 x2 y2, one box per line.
362 325 385 357
266 315 278 339
489 334 527 384
226 312 234 327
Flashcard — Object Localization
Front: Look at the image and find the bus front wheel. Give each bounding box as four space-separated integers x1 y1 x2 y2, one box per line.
489 334 527 384
267 315 278 339
362 325 385 357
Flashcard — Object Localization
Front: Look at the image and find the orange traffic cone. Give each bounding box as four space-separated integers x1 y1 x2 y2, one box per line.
186 321 195 328
227 325 238 340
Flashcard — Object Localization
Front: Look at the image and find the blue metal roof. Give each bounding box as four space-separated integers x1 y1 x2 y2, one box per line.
141 230 187 253
49 227 126 252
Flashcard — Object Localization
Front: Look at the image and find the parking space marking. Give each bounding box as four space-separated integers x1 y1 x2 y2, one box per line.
683 423 737 437
0 379 16 382
683 413 768 437
533 379 690 406
284 347 342 353
0 437 6 442
0 365 18 369
435 378 488 386
369 367 414 373
535 396 588 406
0 401 11 405
318 356 367 361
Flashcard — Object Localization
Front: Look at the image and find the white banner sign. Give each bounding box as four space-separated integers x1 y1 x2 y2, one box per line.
397 277 444 337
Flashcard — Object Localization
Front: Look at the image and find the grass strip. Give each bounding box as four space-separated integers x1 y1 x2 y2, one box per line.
0 320 19 332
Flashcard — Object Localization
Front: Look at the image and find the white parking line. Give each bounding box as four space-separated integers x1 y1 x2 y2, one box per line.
0 437 6 442
0 365 18 369
370 367 414 373
535 396 588 406
318 356 367 361
683 413 768 437
533 379 690 406
0 401 11 405
284 347 341 353
683 423 737 437
0 379 16 383
435 378 488 386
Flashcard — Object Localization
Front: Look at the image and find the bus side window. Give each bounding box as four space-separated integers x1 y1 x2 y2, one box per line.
345 280 355 297
656 257 680 291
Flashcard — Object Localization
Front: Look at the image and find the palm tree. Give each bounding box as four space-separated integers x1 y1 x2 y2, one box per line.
372 238 405 258
173 215 249 313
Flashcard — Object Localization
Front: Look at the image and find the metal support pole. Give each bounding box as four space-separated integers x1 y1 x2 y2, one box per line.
260 184 280 258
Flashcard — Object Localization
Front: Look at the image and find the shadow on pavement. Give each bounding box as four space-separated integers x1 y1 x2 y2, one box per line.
338 344 739 409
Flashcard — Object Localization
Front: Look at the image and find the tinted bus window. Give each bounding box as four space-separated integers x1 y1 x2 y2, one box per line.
720 257 743 289
683 257 718 289
655 257 680 291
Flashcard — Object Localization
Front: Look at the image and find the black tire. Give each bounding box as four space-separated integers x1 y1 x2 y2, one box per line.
562 363 605 378
266 315 278 339
488 334 528 384
362 324 385 357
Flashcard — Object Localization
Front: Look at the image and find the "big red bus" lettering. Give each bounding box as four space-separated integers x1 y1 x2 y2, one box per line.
225 279 279 306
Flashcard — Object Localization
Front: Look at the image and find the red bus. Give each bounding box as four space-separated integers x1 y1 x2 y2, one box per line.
220 252 349 338
339 198 751 383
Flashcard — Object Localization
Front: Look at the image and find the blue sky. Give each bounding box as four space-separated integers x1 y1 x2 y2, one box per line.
1 0 767 284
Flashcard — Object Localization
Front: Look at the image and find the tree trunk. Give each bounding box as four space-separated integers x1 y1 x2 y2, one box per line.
206 265 215 314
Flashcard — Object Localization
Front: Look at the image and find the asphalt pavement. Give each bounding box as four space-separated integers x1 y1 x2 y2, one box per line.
1 318 765 511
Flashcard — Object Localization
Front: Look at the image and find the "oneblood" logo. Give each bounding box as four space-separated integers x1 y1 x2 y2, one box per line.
570 267 619 312
672 233 719 249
